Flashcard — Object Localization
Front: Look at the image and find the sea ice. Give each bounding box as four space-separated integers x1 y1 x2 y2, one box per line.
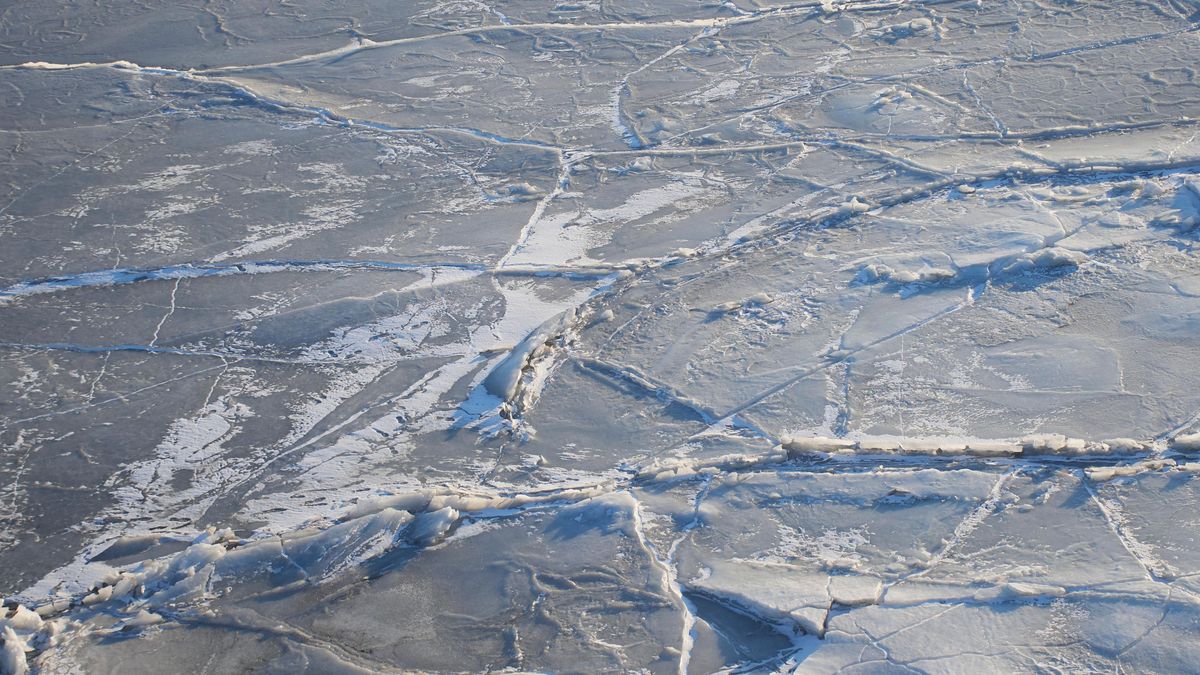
4 1 1200 672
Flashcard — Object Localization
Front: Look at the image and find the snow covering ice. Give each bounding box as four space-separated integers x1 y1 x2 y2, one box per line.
4 0 1200 672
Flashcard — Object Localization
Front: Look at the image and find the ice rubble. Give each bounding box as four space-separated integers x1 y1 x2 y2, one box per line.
858 246 1091 289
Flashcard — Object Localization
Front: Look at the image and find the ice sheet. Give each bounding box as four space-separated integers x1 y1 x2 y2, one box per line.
4 1 1200 672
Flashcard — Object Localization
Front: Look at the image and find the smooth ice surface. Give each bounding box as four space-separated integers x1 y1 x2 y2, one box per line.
4 1 1200 673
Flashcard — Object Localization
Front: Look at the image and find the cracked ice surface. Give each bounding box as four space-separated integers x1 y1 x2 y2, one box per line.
4 1 1200 672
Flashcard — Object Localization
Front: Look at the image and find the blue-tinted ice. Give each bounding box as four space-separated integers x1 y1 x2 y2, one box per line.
4 1 1200 672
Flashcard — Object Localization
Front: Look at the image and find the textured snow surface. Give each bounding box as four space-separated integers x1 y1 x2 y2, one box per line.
4 1 1200 672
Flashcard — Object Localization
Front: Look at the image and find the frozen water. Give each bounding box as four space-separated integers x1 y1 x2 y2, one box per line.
4 1 1200 672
